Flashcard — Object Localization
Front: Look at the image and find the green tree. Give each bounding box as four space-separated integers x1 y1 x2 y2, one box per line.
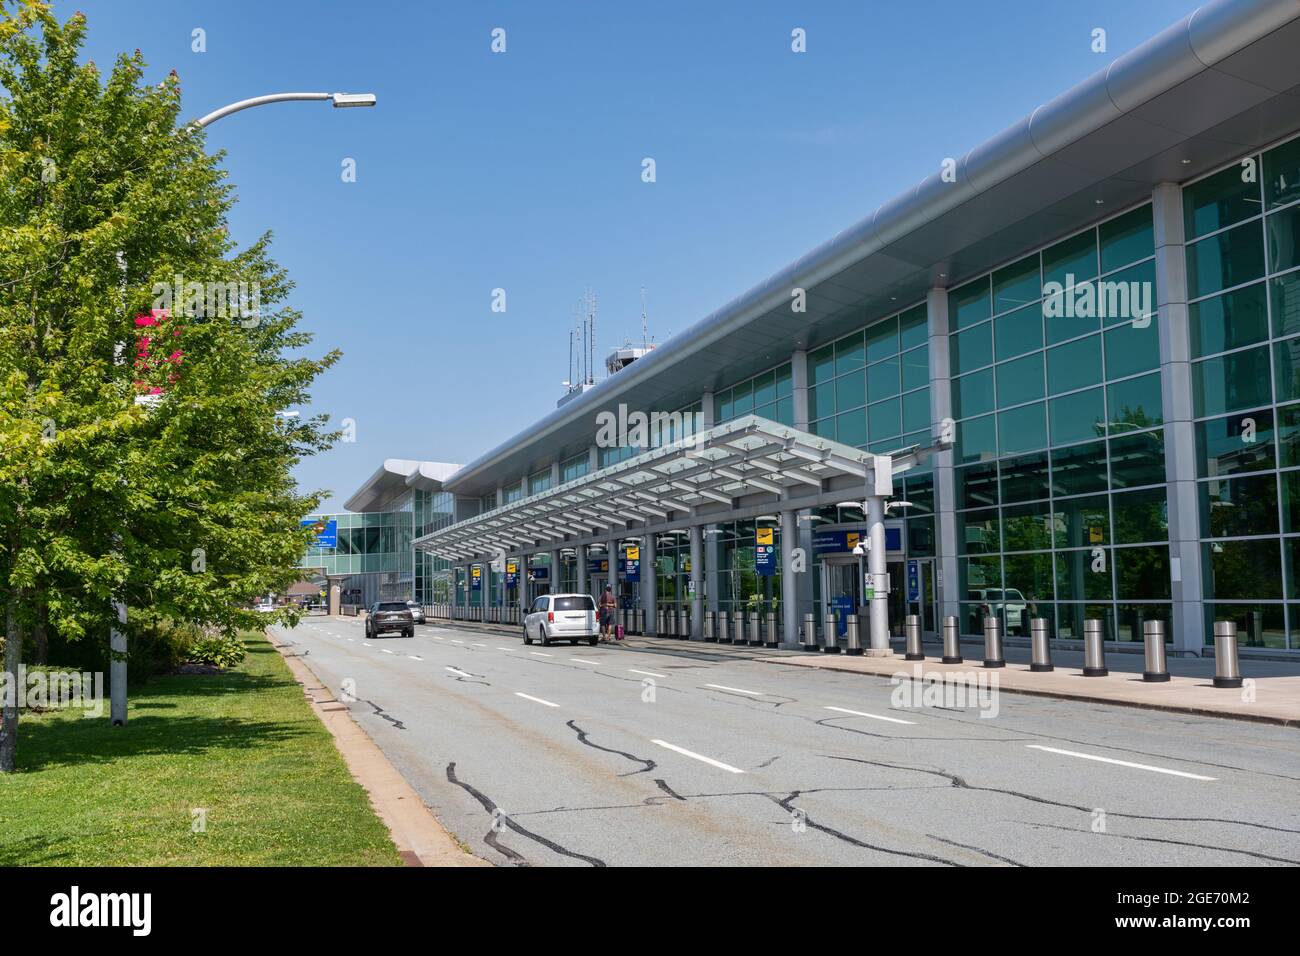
0 2 338 770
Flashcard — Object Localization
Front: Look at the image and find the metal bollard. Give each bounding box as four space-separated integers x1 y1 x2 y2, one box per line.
748 609 763 646
703 610 715 642
801 612 819 652
1142 620 1169 682
637 608 646 635
717 609 731 644
734 611 746 645
1213 620 1243 688
1029 617 1053 672
823 613 840 654
845 614 863 656
983 615 1005 668
1082 618 1108 676
904 614 924 661
764 610 778 649
679 606 690 640
941 615 962 664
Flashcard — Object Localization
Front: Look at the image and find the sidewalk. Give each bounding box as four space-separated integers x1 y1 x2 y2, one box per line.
407 617 1300 726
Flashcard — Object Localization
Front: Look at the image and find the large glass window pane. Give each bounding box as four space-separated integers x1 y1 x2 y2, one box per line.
753 370 776 406
809 380 834 420
1109 430 1165 488
1053 494 1109 549
732 381 754 414
1183 160 1262 239
809 345 835 385
1000 451 1050 504
834 333 865 374
867 398 901 440
1189 282 1269 358
1047 336 1103 395
1100 259 1157 328
1200 473 1279 537
1186 222 1265 299
1002 500 1052 551
999 402 1048 455
953 368 994 419
957 414 997 463
899 304 928 350
996 352 1044 407
1274 336 1300 404
1100 204 1154 272
1266 204 1300 273
1280 470 1300 534
1113 487 1169 544
717 388 734 422
1049 388 1105 446
957 508 1000 554
994 302 1044 359
835 409 867 447
901 345 929 391
1107 373 1163 433
951 322 993 373
1051 440 1108 496
865 317 900 363
993 254 1041 314
1271 270 1300 339
951 277 991 330
1043 280 1103 346
1203 539 1282 600
1043 230 1099 289
902 388 929 433
1115 546 1172 600
1192 345 1272 416
1003 553 1054 610
774 363 792 397
1281 403 1300 468
1104 317 1161 379
1055 549 1113 601
956 461 1000 509
1265 136 1300 210
867 357 900 402
1195 408 1275 478
834 368 865 412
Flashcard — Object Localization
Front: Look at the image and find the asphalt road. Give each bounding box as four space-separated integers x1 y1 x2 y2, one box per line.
271 616 1300 867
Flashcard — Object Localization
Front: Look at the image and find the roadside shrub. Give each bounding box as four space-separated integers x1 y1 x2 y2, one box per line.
185 634 246 669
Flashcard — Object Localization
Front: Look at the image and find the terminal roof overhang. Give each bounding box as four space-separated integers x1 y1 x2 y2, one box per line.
343 459 461 513
442 0 1300 499
416 416 937 561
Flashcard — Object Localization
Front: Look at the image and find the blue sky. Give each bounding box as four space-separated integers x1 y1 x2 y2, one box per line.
63 0 1199 510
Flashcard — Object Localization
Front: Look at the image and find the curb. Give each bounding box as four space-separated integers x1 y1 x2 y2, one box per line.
268 631 490 867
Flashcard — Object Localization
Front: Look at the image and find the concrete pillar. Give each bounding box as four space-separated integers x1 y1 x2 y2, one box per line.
790 347 816 623
518 555 529 616
607 535 620 603
642 532 658 635
705 526 721 614
927 286 960 624
1153 182 1205 655
866 488 891 655
576 542 588 598
549 549 560 596
588 444 599 472
451 565 460 618
550 461 561 487
781 509 799 648
689 524 704 639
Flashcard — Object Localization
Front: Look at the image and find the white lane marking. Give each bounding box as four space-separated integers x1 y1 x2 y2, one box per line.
381 649 394 655
363 642 374 647
650 739 744 774
472 642 486 647
408 655 423 661
704 683 763 696
629 668 668 679
515 692 560 708
433 636 444 641
446 666 474 678
825 705 915 725
570 658 601 665
1025 745 1217 781
449 639 464 645
346 638 354 642
497 647 512 652
530 651 553 658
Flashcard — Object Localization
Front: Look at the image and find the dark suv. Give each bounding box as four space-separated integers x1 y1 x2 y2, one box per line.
366 601 415 638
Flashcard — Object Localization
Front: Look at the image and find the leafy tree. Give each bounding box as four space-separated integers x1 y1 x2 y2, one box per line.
0 1 338 770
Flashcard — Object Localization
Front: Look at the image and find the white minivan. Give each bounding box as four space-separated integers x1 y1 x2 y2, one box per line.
524 593 598 646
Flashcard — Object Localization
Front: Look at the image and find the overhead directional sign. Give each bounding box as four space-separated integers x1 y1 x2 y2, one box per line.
755 526 776 577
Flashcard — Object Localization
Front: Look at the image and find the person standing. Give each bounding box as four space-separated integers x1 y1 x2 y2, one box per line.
599 585 617 642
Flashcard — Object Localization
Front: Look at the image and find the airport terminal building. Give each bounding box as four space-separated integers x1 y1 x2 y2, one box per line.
333 0 1300 655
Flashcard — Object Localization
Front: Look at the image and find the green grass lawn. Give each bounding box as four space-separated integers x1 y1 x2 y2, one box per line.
0 631 401 866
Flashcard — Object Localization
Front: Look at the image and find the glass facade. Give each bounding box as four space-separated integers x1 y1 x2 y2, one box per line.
716 363 794 426
1187 134 1300 649
948 202 1168 642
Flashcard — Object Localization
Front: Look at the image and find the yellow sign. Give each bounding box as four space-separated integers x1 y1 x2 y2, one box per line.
846 532 860 551
507 562 517 574
626 546 639 561
471 567 482 579
1088 526 1103 544
756 527 774 546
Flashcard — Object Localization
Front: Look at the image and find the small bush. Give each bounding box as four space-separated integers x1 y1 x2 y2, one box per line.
185 634 247 669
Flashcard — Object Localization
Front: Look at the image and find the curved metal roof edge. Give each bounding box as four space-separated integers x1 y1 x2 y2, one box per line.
444 0 1300 495
343 458 462 512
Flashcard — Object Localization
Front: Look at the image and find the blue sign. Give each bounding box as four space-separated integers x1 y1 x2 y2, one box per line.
527 567 549 582
832 596 854 637
907 559 920 602
812 527 903 557
506 562 519 587
470 567 482 591
301 518 337 549
756 528 776 577
624 558 640 583
588 558 610 575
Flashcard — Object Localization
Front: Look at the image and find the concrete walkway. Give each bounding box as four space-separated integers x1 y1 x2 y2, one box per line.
417 616 1300 726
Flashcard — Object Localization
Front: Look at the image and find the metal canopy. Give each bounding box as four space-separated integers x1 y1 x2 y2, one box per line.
415 415 935 562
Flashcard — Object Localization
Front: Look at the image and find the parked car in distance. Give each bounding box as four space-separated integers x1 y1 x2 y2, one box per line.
366 601 415 638
967 588 1028 634
406 599 425 625
523 593 597 646
255 602 277 613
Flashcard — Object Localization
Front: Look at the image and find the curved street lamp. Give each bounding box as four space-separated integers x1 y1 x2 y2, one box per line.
192 91 376 129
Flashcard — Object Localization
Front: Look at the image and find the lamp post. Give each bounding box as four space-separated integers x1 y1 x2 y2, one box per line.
191 91 376 129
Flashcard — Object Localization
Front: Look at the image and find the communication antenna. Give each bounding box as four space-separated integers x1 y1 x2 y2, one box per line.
586 288 598 384
640 286 649 349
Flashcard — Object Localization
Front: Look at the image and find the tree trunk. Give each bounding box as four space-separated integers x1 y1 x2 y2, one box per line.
0 594 20 773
